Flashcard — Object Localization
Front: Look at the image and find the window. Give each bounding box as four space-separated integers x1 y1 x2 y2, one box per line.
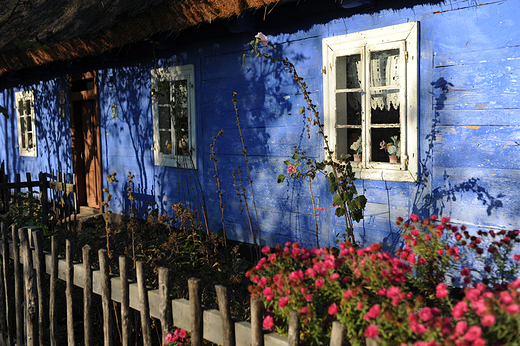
323 22 418 182
15 90 37 157
151 64 196 168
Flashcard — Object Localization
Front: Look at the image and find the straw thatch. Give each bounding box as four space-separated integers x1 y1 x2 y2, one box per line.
0 0 289 75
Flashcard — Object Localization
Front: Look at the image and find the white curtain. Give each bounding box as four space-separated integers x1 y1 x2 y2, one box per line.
369 50 400 111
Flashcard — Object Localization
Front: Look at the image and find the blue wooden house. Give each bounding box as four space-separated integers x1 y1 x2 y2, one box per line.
0 0 518 250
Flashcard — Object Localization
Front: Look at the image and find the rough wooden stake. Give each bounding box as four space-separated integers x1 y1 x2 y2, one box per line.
49 236 58 346
251 297 264 346
65 239 75 346
329 321 344 346
83 245 92 346
32 229 45 346
136 261 152 346
216 285 235 346
366 338 380 346
20 228 37 346
119 256 130 346
1 222 14 346
288 310 300 346
11 226 22 346
158 267 171 342
189 278 202 346
99 249 112 346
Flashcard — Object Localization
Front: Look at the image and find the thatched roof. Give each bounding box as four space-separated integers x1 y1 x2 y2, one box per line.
0 0 291 75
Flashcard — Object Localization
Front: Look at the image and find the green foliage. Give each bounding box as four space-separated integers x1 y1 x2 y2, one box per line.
2 191 50 236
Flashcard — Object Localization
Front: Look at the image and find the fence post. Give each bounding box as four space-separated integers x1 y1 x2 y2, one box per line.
215 285 235 346
136 261 151 346
158 267 171 342
11 226 22 345
38 173 48 232
329 321 344 346
65 239 75 346
189 278 202 346
119 256 130 346
49 236 58 346
83 246 92 346
19 227 38 346
99 249 112 346
1 222 14 346
251 297 264 346
31 228 45 346
288 310 300 346
366 338 379 346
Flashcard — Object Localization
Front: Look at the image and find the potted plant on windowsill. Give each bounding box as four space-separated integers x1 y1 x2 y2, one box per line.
380 136 400 163
350 138 362 162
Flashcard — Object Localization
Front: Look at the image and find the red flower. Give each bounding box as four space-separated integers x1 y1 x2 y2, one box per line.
481 315 495 327
409 214 419 222
263 316 274 330
328 303 338 315
365 324 378 338
418 307 433 322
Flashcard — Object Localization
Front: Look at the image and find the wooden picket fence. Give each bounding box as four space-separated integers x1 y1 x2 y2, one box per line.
0 221 380 346
0 161 77 231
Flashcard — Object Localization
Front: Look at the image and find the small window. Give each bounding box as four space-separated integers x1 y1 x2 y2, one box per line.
15 90 37 157
151 65 196 168
323 22 418 182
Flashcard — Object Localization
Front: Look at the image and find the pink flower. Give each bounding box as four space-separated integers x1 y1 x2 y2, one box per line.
365 324 379 338
263 287 272 297
411 229 420 236
263 315 274 330
278 296 289 309
515 254 520 261
261 246 271 254
328 303 338 315
329 273 340 281
357 302 364 310
455 321 467 335
286 164 296 174
461 267 470 276
409 214 420 222
418 307 433 322
463 326 482 342
440 216 450 223
300 306 308 314
481 315 495 327
452 301 468 319
366 305 381 319
407 253 416 265
178 329 187 338
315 277 325 290
255 32 269 46
506 304 520 315
165 333 174 343
305 294 313 302
386 286 401 298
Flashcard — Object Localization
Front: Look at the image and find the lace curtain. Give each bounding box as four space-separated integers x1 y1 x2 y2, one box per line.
346 50 400 111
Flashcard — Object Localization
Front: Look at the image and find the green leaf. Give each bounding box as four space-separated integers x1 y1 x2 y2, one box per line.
327 172 336 183
354 195 367 208
299 107 305 114
242 54 246 66
335 207 345 217
332 194 343 206
277 174 286 183
328 183 337 194
292 153 301 160
283 160 291 165
316 162 326 170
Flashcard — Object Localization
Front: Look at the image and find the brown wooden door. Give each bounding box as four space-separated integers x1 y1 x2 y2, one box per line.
69 72 102 210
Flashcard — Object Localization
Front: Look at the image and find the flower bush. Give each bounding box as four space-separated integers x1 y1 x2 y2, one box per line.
247 214 520 346
163 328 190 346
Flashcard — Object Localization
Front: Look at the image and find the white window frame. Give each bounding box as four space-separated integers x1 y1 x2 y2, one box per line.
15 90 37 157
151 64 197 168
323 22 418 182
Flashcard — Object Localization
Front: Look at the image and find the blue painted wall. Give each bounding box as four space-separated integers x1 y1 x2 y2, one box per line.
1 0 519 251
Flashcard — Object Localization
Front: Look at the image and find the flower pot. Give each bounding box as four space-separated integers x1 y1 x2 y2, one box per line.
353 154 362 162
389 155 399 164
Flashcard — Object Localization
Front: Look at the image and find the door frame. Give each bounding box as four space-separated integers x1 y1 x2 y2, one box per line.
68 71 102 210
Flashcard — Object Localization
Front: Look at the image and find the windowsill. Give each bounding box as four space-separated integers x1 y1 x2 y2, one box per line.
352 165 417 182
155 154 196 169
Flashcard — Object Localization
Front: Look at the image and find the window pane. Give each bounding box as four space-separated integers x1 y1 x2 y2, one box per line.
25 100 31 115
158 106 171 129
27 133 33 148
336 128 362 161
371 128 401 163
371 90 400 124
172 80 188 107
336 54 361 89
157 81 170 105
18 100 23 116
370 49 400 87
159 130 172 155
26 116 32 132
336 92 361 126
175 108 189 156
